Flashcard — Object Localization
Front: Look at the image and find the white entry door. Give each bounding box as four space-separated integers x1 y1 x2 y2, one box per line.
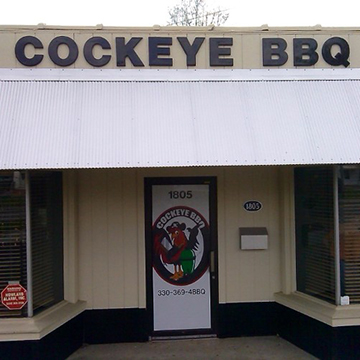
146 177 217 335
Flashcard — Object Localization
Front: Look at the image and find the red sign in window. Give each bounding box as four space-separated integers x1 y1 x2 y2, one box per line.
1 284 27 310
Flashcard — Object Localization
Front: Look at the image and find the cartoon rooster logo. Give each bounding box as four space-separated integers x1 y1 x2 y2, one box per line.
154 221 200 281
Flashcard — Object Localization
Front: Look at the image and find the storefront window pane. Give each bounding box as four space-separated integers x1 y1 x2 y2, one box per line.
295 167 335 303
0 171 63 317
0 172 27 317
31 172 64 314
338 166 360 303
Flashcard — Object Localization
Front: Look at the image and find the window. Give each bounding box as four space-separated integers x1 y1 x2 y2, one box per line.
0 172 27 317
0 171 63 318
338 166 360 303
295 165 360 305
295 167 335 303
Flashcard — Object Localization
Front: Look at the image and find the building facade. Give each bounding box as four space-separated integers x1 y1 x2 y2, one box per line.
1 25 360 359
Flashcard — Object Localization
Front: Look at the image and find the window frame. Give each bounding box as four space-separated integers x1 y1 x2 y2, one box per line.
0 170 84 341
276 165 360 327
0 170 65 317
293 166 344 306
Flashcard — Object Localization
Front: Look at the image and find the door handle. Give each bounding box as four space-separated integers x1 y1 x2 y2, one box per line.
210 251 215 273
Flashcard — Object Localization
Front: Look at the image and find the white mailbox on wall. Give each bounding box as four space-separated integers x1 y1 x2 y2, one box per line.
239 227 268 250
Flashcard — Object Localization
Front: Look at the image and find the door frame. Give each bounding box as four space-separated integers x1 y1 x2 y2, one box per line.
144 176 218 337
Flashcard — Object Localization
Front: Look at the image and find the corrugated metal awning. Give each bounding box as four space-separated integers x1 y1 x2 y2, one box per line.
1 68 360 169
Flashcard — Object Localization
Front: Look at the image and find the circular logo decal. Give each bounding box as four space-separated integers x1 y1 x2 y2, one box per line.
153 206 210 286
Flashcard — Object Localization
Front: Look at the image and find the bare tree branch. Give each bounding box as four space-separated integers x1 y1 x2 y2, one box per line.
168 0 229 26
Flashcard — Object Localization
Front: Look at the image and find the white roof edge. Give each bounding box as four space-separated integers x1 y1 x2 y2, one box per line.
1 68 360 82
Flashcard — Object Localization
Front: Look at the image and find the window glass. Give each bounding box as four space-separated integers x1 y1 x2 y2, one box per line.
295 167 335 303
338 166 360 303
0 171 63 317
0 172 27 317
31 172 64 314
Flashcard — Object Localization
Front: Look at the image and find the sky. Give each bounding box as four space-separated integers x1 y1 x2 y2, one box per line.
1 0 359 28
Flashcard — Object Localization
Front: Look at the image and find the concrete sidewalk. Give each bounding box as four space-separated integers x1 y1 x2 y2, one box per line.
67 336 318 360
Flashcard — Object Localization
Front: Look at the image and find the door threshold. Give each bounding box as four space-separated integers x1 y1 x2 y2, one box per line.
150 334 217 341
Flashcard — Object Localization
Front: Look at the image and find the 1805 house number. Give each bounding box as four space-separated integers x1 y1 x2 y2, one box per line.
243 201 262 212
168 191 193 199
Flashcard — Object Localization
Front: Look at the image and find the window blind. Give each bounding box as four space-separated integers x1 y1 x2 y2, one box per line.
30 172 63 314
295 167 335 303
0 172 27 317
339 167 360 303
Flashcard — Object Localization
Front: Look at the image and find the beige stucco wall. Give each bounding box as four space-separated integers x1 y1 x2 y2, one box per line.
75 166 283 309
1 25 360 69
